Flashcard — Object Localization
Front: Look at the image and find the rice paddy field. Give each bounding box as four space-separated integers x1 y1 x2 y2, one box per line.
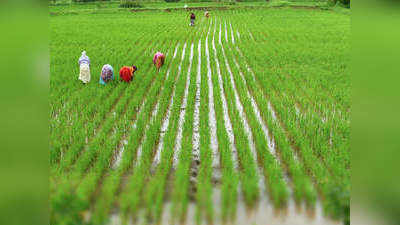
50 4 350 225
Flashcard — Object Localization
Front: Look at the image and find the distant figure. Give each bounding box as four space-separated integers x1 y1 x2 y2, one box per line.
78 51 91 84
205 11 209 18
99 64 114 85
190 12 196 26
153 52 165 71
119 65 137 83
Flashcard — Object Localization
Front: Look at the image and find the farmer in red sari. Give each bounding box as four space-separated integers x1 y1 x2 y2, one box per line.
153 52 165 71
119 65 137 82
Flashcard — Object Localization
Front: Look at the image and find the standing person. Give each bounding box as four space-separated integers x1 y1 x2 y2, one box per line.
205 11 209 18
99 64 114 85
78 51 91 84
119 65 137 83
153 52 165 71
190 12 196 26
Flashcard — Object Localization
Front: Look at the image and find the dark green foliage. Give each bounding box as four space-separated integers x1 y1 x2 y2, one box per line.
120 0 143 8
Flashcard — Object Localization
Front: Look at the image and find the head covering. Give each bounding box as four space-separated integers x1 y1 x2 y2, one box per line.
153 52 165 70
119 66 136 82
153 52 164 64
78 51 90 66
100 64 114 85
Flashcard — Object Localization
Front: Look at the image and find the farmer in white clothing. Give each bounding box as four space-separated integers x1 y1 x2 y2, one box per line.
78 51 91 84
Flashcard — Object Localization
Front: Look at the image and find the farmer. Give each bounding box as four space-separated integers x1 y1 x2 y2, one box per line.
190 12 196 26
153 52 165 71
205 11 209 18
99 64 114 85
78 51 91 84
119 65 137 83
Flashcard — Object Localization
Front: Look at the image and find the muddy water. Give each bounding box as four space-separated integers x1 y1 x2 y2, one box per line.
190 40 202 195
234 197 340 225
229 22 235 44
192 39 201 161
206 26 220 177
218 22 222 45
224 21 229 44
107 198 340 225
154 189 340 225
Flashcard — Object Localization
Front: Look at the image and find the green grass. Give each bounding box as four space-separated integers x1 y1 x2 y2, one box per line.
50 4 350 225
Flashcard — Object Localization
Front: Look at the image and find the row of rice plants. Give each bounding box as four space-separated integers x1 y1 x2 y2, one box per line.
120 19 207 224
138 17 208 220
219 30 292 207
140 42 189 224
214 27 261 208
170 22 210 223
169 41 197 223
195 29 215 225
208 24 239 223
